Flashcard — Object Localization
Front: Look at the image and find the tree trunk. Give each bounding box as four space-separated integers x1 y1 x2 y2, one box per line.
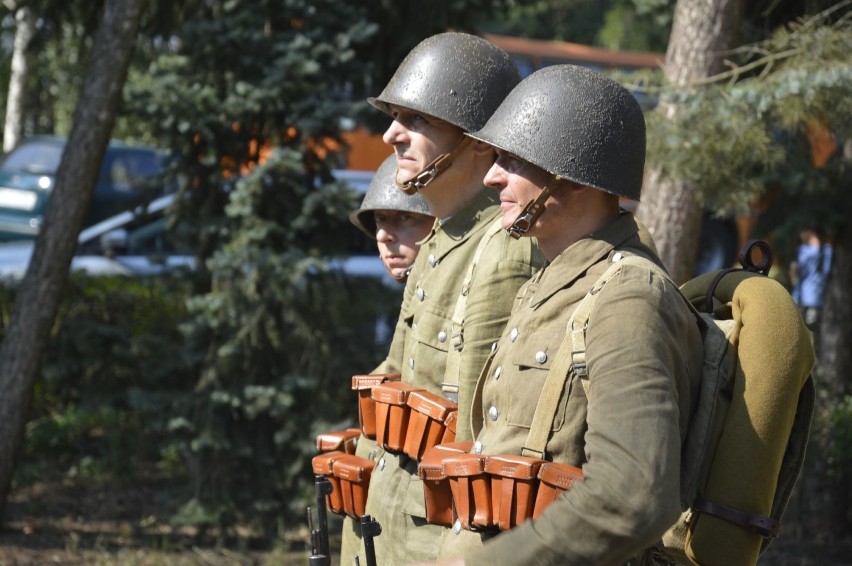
812 138 852 535
3 3 36 152
0 0 147 520
636 0 744 284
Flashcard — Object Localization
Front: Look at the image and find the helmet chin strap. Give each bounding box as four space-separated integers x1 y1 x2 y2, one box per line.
506 175 562 239
397 136 473 195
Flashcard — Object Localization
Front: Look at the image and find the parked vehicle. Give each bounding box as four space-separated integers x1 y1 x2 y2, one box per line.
0 136 170 241
0 188 392 285
0 193 195 283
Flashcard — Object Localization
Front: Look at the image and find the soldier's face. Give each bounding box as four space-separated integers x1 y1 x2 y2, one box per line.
485 149 555 236
374 209 434 283
382 104 465 187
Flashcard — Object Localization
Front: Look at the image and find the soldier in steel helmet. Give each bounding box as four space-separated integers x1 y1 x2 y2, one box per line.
339 32 545 565
414 65 704 565
350 154 435 284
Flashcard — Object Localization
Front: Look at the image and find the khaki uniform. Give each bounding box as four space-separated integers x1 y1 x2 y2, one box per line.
339 188 545 565
439 212 704 565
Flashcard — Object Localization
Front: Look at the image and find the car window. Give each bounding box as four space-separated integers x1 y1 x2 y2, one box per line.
100 150 164 188
1 141 63 175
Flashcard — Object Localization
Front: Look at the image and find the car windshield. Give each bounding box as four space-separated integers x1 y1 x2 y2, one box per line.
0 141 63 175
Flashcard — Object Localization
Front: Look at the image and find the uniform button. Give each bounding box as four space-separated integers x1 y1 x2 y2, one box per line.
453 519 462 534
428 254 437 267
417 288 425 301
473 441 482 454
491 342 497 352
438 331 447 343
409 357 415 369
493 366 502 380
510 328 519 342
488 406 498 421
535 351 547 364
378 457 385 471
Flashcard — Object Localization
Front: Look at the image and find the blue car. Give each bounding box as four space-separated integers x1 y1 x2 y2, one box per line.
0 136 169 241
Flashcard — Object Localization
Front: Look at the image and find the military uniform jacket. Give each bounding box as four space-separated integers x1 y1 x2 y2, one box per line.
376 188 545 438
340 188 545 566
457 212 704 566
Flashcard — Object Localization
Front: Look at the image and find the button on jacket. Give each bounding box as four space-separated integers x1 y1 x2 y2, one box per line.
340 188 545 566
445 212 704 565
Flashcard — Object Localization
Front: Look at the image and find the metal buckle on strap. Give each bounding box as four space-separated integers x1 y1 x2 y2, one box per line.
442 384 459 403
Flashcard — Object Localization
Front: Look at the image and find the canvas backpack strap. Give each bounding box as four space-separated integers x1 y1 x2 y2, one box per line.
521 254 657 459
442 217 505 402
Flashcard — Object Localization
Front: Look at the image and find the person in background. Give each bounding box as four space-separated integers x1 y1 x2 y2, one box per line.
418 64 703 566
350 154 435 285
790 228 833 337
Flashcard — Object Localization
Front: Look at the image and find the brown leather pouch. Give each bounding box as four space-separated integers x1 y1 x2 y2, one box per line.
351 373 401 439
484 454 543 531
532 461 584 519
403 390 458 461
443 453 493 531
331 454 375 519
315 427 361 454
311 451 346 515
441 410 458 444
418 441 474 527
371 381 423 452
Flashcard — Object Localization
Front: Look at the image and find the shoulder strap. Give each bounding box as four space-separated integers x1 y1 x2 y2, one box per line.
521 254 664 459
442 217 505 401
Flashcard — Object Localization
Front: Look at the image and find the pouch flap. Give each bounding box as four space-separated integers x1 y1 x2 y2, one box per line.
537 461 584 489
312 450 346 475
351 372 402 390
407 389 458 421
484 454 543 480
443 453 486 477
315 427 361 452
332 454 375 482
418 456 449 481
371 381 423 405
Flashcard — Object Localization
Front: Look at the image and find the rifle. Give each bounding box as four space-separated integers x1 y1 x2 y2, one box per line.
308 474 333 566
356 514 382 566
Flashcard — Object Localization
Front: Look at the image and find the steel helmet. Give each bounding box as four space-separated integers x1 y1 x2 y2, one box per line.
368 32 521 133
469 64 646 201
349 154 433 238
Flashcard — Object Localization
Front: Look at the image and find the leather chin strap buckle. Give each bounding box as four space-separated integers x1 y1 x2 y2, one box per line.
399 136 473 194
506 175 561 239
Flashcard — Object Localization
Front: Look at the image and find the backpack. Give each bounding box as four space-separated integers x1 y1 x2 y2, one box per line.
662 241 815 565
523 240 815 566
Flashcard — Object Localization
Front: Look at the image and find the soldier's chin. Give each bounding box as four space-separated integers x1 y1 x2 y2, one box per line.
387 266 409 283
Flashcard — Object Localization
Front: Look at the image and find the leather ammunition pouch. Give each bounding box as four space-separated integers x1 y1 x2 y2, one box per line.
311 451 347 514
533 461 584 519
403 390 459 461
351 372 401 439
443 453 493 531
418 441 474 527
315 427 361 454
484 454 543 531
331 454 375 519
311 452 375 519
422 450 585 531
371 381 423 452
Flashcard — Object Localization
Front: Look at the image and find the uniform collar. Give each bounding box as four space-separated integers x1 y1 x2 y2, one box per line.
528 211 651 309
420 188 501 262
